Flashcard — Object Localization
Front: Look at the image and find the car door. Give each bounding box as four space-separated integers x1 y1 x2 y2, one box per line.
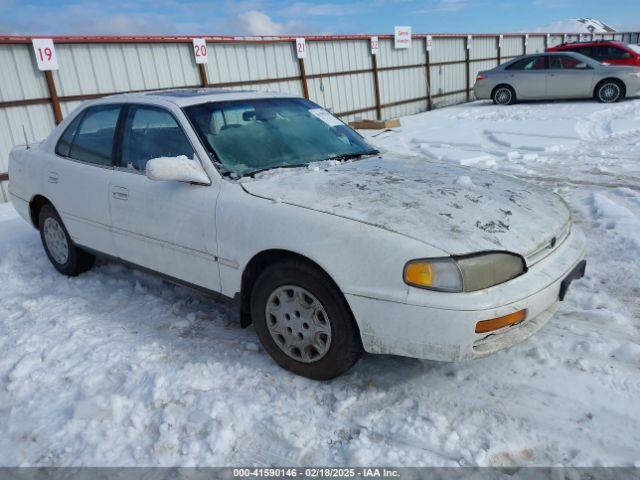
505 56 547 99
109 103 221 292
547 55 595 98
45 104 121 255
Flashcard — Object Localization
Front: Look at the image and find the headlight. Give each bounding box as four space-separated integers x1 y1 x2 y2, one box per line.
629 72 640 79
404 252 526 292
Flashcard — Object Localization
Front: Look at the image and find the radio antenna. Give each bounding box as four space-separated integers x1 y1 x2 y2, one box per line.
22 125 30 149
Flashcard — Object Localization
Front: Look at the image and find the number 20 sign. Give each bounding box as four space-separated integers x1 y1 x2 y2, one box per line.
32 39 58 71
192 38 208 64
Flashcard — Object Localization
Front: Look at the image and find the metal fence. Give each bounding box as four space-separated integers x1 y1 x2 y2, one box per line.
1 30 639 202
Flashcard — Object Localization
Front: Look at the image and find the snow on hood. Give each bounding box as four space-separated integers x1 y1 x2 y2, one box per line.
241 156 571 258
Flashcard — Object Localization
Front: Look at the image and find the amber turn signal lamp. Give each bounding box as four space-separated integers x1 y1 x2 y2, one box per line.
404 262 433 287
475 309 526 334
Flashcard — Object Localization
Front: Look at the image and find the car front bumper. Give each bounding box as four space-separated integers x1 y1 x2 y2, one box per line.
345 226 586 362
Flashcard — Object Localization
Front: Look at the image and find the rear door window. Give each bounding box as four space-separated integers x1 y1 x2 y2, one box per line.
119 105 196 172
55 112 84 158
60 105 122 166
507 56 546 70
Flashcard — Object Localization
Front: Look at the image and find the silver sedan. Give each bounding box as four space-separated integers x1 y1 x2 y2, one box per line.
474 52 640 105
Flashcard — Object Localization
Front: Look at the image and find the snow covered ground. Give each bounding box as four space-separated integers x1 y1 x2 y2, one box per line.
1 99 639 467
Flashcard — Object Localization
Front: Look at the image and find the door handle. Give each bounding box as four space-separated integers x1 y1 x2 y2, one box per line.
111 187 129 201
47 171 59 184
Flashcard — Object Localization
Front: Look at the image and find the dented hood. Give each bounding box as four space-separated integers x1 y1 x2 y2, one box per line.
241 156 570 258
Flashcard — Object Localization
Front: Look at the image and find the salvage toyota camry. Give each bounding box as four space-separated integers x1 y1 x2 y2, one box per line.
8 89 586 379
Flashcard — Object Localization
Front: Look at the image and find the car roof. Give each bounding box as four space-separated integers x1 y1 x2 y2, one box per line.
89 88 299 108
552 40 626 48
517 51 590 59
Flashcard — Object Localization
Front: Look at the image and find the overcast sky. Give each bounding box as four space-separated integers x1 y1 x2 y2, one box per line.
0 0 638 36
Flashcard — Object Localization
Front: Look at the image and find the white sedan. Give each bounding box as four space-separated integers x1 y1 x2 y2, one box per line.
8 89 586 379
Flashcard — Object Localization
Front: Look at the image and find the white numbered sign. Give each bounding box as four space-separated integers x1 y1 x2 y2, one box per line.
32 38 58 71
467 35 472 49
192 38 208 64
498 34 504 48
296 38 306 59
524 34 529 46
371 36 379 55
394 26 411 49
426 35 433 52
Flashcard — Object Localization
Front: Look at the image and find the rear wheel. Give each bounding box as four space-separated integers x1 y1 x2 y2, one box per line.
596 80 625 103
39 204 95 276
250 259 363 380
492 85 516 105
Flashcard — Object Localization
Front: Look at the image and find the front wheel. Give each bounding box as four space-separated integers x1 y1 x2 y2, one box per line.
492 85 516 105
250 259 363 380
596 80 624 103
39 204 95 276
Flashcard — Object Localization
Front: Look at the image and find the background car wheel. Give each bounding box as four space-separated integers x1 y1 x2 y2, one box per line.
596 80 625 103
492 85 516 105
39 204 95 276
250 259 363 380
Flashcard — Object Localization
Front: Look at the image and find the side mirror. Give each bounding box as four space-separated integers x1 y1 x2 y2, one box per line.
576 62 588 69
146 156 210 184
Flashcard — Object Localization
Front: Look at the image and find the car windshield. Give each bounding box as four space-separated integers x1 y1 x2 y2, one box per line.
184 97 378 177
627 44 640 55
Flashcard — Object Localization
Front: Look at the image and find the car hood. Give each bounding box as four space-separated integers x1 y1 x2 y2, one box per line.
241 156 570 258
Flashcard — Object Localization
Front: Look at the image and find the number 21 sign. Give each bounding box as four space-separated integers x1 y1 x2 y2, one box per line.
295 38 306 59
32 39 58 71
192 38 208 64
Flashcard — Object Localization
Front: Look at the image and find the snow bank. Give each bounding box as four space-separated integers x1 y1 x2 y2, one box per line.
534 18 617 34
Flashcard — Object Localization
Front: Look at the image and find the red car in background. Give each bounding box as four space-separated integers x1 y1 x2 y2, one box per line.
546 40 640 66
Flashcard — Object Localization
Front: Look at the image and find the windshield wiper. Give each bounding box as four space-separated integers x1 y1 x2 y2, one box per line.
247 163 311 178
243 150 380 178
326 150 379 162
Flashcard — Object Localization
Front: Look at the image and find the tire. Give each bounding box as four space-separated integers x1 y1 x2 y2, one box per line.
492 85 516 105
595 80 625 103
38 204 95 276
250 259 363 380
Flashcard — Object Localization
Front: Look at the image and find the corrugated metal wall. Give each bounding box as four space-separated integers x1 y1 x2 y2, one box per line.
1 31 639 202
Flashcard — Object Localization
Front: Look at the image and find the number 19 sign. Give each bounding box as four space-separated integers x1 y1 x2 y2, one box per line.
32 38 58 71
192 38 208 64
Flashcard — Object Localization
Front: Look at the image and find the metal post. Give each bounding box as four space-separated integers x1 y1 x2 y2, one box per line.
425 39 432 111
523 35 527 55
298 58 309 99
371 53 382 120
497 35 501 65
464 36 470 102
198 63 209 88
44 70 63 125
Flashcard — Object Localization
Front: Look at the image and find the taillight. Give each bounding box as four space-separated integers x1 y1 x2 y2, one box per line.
476 74 487 82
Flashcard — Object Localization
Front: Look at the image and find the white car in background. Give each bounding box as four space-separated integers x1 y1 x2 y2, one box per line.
8 89 586 379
